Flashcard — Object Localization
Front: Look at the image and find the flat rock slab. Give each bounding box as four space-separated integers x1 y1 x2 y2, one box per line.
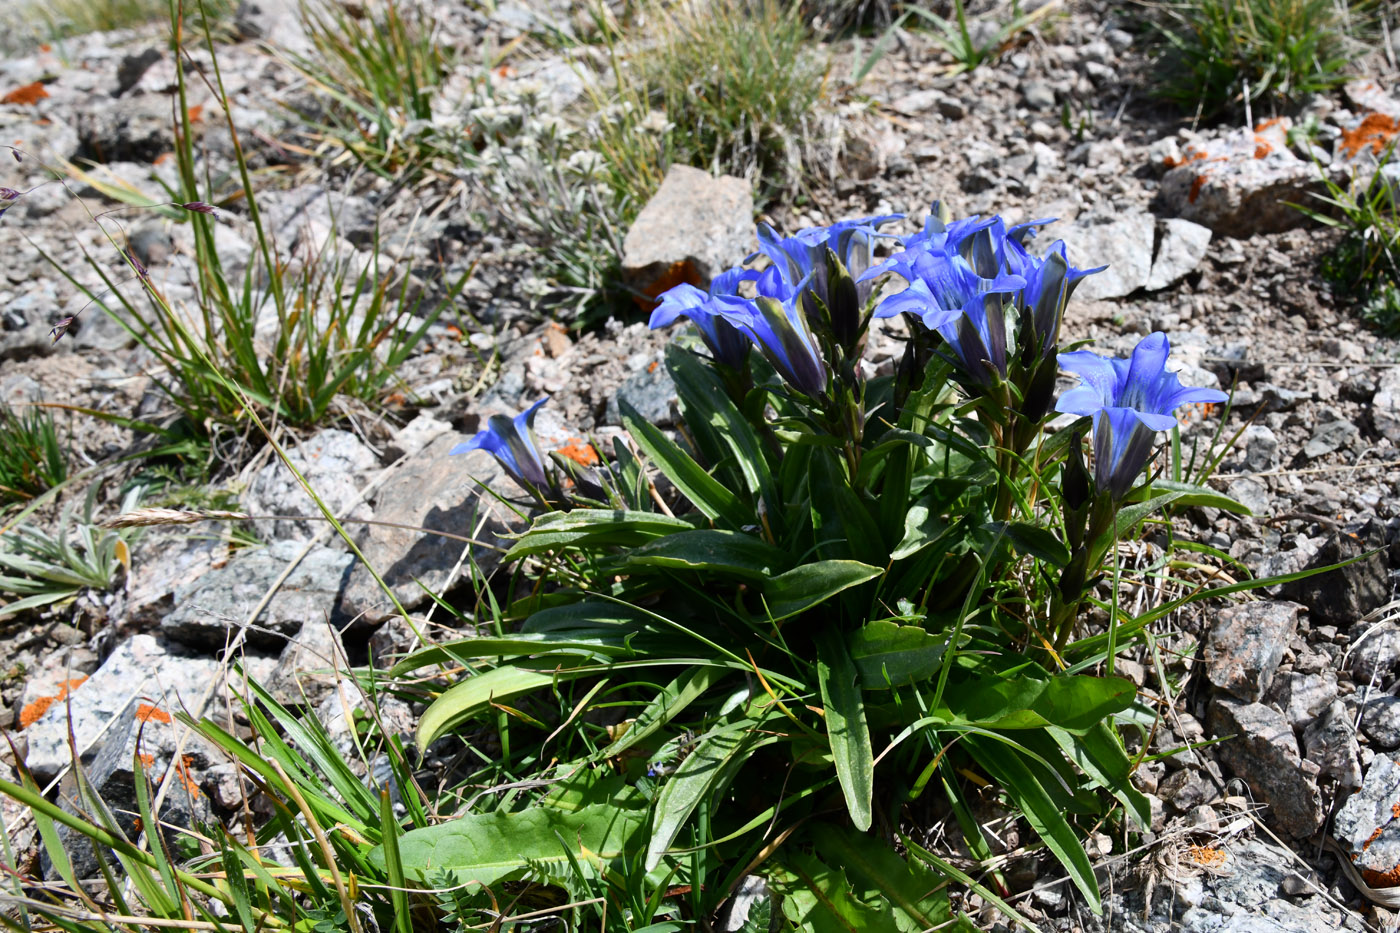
1209 696 1323 839
1287 520 1390 629
1335 752 1400 886
337 431 523 625
243 428 379 544
1146 218 1212 291
162 540 354 650
1065 212 1154 300
21 634 221 783
621 164 753 302
1203 601 1302 701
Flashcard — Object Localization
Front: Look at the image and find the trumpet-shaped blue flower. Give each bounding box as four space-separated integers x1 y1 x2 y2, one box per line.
1056 333 1227 499
1019 241 1105 360
753 214 902 288
649 267 758 369
451 397 551 491
718 266 828 397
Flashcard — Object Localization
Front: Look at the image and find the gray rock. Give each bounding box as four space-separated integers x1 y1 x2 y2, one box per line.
1334 752 1400 886
606 357 677 427
267 618 345 708
0 282 58 362
337 431 525 625
1274 671 1340 731
1146 218 1212 291
1225 477 1271 516
1064 212 1155 300
73 95 174 164
125 534 229 627
1301 699 1362 788
1348 620 1400 684
162 541 354 650
1021 80 1056 110
1288 520 1390 628
243 428 379 544
22 635 221 783
1208 696 1323 838
386 412 451 461
620 165 753 301
1361 695 1400 749
1303 420 1359 459
1236 425 1279 473
1089 838 1367 932
115 48 162 97
1159 120 1325 236
1203 601 1302 701
257 185 377 256
1373 366 1400 444
47 699 215 879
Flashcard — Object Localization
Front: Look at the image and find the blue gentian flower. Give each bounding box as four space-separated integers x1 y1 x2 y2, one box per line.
649 267 758 369
753 214 902 288
1019 241 1105 360
451 397 551 491
717 266 828 397
1056 333 1227 499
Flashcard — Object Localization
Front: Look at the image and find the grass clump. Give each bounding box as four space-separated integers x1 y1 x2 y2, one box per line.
1151 0 1354 120
0 402 66 504
1303 153 1400 334
634 0 830 193
291 0 463 181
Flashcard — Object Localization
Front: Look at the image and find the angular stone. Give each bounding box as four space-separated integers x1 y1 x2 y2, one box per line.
1373 366 1400 444
1208 696 1323 838
1334 752 1400 886
1064 212 1154 300
243 428 379 544
48 699 215 879
1362 695 1400 750
336 431 524 625
1346 620 1400 683
73 95 174 163
1146 218 1212 291
621 165 753 303
1203 601 1302 701
21 635 221 783
1303 420 1359 460
162 541 354 650
1274 671 1340 731
1287 520 1390 627
1159 120 1325 236
267 618 345 708
605 357 677 427
1301 700 1362 788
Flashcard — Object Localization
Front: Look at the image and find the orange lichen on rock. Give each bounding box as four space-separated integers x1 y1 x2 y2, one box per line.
556 438 600 467
18 677 89 729
176 755 201 796
1188 174 1208 204
1186 845 1228 869
1363 863 1400 888
135 702 171 723
138 753 155 769
1340 113 1400 159
1163 150 1208 169
2 82 49 106
635 259 703 311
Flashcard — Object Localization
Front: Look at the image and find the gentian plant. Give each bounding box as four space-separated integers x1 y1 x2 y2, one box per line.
389 203 1251 929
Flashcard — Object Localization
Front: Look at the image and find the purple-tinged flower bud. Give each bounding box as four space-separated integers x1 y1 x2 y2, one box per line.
451 397 551 492
49 317 75 344
181 201 220 218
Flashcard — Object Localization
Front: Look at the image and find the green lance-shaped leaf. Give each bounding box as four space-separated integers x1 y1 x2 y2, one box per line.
816 628 874 831
645 722 757 871
504 508 701 560
622 401 750 529
969 736 1102 913
762 560 882 621
808 824 960 932
372 803 644 886
1049 722 1153 831
416 659 599 751
849 620 946 688
625 529 791 580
